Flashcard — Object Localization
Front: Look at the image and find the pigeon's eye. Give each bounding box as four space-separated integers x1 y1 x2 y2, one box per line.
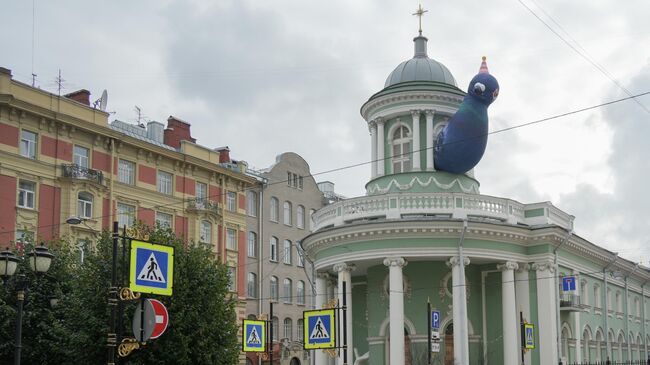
492 88 499 99
473 82 485 96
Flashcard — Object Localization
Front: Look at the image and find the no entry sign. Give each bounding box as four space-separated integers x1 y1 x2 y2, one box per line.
149 299 169 339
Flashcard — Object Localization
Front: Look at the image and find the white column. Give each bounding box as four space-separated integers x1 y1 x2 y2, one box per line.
425 110 434 171
370 121 377 179
515 264 532 365
573 270 582 363
376 118 385 176
410 110 421 171
498 261 520 365
334 263 355 365
315 273 330 365
384 257 407 365
532 261 559 364
447 256 470 364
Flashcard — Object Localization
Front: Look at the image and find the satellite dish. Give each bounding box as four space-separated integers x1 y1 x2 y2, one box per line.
99 90 108 111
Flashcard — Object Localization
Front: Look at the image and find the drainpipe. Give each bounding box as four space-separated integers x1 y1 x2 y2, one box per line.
257 180 264 365
603 253 619 361
553 229 572 362
624 264 640 360
109 138 115 225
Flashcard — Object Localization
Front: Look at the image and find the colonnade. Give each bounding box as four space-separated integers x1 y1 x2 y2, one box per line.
369 109 436 178
313 258 561 365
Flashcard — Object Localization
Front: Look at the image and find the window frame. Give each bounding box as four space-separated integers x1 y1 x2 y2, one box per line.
270 236 278 262
283 240 292 265
157 170 173 195
117 202 136 228
283 318 293 340
226 191 237 212
270 276 279 301
391 125 412 173
247 231 257 258
247 272 257 298
20 130 37 159
73 145 90 168
199 220 212 245
18 180 36 209
296 205 305 229
283 201 292 226
196 182 207 201
283 278 293 304
270 197 279 222
226 228 237 250
246 191 258 217
227 266 236 292
297 280 305 305
155 211 173 229
77 191 93 219
117 159 136 185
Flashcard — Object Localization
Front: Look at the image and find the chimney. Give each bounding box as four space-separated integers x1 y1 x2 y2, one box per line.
163 115 196 149
215 147 231 163
64 89 91 106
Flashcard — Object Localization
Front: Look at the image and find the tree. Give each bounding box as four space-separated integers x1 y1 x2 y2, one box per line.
0 224 240 364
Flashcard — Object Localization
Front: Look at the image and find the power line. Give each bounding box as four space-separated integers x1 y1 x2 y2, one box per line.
1 90 649 238
516 0 650 115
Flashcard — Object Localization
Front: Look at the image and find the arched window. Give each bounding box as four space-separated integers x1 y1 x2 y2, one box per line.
247 231 257 258
270 236 278 262
297 319 304 341
391 125 411 173
200 220 212 245
284 318 293 340
283 240 292 265
270 276 279 301
595 328 604 362
582 326 592 362
283 201 292 226
297 280 305 305
296 205 305 229
270 197 279 222
617 332 626 361
561 324 571 360
77 192 93 219
247 272 257 298
246 191 258 217
283 278 292 303
272 316 279 341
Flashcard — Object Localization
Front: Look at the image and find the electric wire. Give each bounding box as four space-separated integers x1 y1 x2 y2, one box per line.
1 90 649 239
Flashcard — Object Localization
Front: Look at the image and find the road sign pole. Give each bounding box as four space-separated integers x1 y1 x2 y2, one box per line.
269 301 273 365
107 221 119 365
342 280 348 364
520 311 524 365
428 301 432 364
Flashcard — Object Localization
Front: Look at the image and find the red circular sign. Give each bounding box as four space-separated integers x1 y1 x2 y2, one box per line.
149 299 169 339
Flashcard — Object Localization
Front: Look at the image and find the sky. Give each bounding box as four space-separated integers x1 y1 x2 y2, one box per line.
3 0 650 263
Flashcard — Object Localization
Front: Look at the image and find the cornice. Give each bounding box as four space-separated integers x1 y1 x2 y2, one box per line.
361 90 463 121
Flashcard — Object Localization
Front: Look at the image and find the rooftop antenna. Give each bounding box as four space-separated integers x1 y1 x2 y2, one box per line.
55 69 65 96
134 105 147 127
31 0 37 87
93 89 108 111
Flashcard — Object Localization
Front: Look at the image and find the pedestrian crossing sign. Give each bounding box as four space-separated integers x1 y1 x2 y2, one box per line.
524 323 535 349
129 240 174 296
242 320 266 352
304 309 335 350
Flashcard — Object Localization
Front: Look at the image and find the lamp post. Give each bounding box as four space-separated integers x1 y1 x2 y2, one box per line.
0 244 55 365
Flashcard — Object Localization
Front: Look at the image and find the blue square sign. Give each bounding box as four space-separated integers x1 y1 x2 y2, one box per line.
130 240 174 296
431 310 440 329
562 276 576 292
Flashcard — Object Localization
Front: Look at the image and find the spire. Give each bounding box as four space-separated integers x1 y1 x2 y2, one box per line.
479 56 489 74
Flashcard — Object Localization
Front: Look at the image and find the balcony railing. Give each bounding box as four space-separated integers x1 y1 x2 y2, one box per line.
311 192 574 232
61 164 104 185
559 293 582 311
187 198 221 214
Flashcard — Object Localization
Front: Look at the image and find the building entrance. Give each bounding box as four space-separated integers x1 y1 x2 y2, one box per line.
444 323 454 365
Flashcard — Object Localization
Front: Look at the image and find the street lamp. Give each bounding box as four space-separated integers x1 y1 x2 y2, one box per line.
0 244 55 365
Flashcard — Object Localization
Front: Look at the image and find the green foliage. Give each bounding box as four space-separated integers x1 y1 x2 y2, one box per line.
0 224 240 365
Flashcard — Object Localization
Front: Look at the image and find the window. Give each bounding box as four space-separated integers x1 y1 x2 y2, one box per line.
247 272 257 298
616 291 622 312
636 298 641 317
247 231 257 258
298 176 303 190
392 125 412 173
196 182 207 202
227 266 236 292
283 201 292 226
297 319 304 342
18 180 36 209
20 130 37 159
117 203 135 228
287 172 292 186
73 145 90 168
226 191 237 212
580 281 588 306
200 220 212 244
297 281 305 305
283 318 293 340
155 212 173 228
297 245 305 267
226 228 237 250
15 230 34 245
77 192 93 219
272 317 279 340
247 191 258 216
270 236 278 262
157 171 173 195
296 205 305 229
118 159 135 185
270 276 279 301
594 285 601 308
270 197 279 222
283 278 292 303
283 240 292 265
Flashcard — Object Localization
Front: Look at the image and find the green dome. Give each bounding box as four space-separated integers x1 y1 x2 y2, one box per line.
384 35 457 88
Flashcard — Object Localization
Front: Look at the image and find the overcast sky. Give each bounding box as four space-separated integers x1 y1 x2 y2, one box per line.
3 0 650 263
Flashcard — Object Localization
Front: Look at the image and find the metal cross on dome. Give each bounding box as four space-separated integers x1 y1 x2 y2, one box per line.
412 4 428 35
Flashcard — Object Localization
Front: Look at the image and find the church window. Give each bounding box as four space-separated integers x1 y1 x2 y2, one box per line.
391 126 411 173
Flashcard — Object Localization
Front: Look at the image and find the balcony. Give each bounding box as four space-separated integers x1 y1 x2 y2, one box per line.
559 293 582 311
311 192 574 232
187 198 221 215
61 164 104 185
